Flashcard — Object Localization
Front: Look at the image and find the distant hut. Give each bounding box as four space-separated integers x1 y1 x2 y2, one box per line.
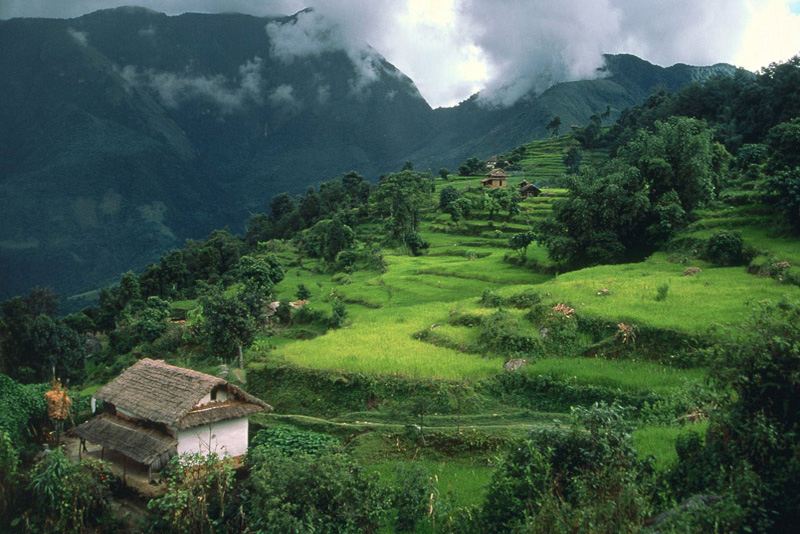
518 180 542 198
486 156 499 169
482 168 508 188
73 359 271 478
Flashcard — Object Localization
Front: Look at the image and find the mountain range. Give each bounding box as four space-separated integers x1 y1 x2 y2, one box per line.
0 7 738 304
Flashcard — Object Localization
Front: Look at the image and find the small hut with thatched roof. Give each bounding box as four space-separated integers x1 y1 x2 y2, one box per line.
518 180 542 199
73 359 271 476
482 168 508 188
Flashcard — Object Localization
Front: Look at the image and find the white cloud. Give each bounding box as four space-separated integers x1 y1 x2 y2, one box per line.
268 83 301 111
4 0 800 108
67 28 89 46
119 57 264 113
265 8 387 97
736 0 800 70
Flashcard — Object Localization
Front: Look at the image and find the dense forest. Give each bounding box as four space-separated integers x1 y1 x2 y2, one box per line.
1 54 799 533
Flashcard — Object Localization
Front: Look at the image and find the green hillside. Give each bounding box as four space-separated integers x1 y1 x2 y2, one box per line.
2 53 800 533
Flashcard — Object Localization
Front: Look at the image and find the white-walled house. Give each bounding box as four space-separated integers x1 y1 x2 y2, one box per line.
74 358 271 475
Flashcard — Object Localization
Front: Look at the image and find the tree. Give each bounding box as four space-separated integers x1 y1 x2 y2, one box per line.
200 290 258 368
439 167 451 180
509 231 536 261
562 147 582 174
298 186 322 225
537 163 651 266
304 217 355 264
620 116 716 213
30 315 87 383
764 167 800 232
458 156 484 176
547 115 562 136
489 187 520 219
269 192 296 221
438 185 460 210
766 118 800 172
371 171 429 250
0 289 85 383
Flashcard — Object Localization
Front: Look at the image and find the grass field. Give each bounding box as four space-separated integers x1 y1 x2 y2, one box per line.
233 137 800 516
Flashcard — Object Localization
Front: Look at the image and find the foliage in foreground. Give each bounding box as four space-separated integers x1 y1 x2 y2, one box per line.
477 402 653 534
662 302 800 532
21 448 113 534
245 448 391 534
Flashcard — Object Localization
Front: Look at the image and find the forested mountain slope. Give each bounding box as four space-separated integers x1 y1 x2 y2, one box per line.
0 7 737 302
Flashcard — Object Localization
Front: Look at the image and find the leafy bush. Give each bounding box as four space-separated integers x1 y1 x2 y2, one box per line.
329 297 348 329
25 449 114 534
705 230 746 266
252 426 339 457
478 310 539 357
0 375 47 446
245 449 391 534
481 403 652 533
148 453 239 534
393 463 429 532
666 302 800 531
763 167 800 232
655 283 670 301
0 431 19 522
292 305 327 326
296 284 312 300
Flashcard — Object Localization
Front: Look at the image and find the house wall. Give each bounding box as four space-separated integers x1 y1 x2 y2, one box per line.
197 387 230 407
176 417 249 458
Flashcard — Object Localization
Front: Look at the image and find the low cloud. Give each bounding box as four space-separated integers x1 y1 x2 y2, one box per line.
265 8 385 97
67 28 89 46
119 57 263 113
268 84 302 112
3 0 797 108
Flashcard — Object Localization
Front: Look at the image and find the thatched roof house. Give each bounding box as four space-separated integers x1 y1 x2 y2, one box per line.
518 180 542 198
482 168 508 188
73 359 271 473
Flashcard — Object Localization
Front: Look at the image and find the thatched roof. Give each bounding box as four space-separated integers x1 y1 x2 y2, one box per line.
485 168 508 178
178 402 266 430
520 183 541 195
94 358 271 428
72 413 177 470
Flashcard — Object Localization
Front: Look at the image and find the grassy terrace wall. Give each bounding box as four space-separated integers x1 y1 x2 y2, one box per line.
246 356 694 420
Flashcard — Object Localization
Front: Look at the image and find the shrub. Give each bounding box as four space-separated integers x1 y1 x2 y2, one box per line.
148 453 238 534
26 449 114 534
245 450 391 534
406 232 429 256
393 463 429 532
763 167 800 232
329 297 348 329
251 426 339 457
296 284 312 300
705 230 746 266
655 283 669 301
478 310 539 357
481 403 651 533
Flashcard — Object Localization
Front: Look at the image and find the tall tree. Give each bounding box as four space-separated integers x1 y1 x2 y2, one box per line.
371 171 430 249
547 115 562 136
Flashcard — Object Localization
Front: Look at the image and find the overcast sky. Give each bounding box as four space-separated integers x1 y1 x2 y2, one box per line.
2 0 800 108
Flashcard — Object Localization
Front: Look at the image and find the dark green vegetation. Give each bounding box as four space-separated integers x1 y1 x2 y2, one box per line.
2 39 800 533
0 8 738 303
